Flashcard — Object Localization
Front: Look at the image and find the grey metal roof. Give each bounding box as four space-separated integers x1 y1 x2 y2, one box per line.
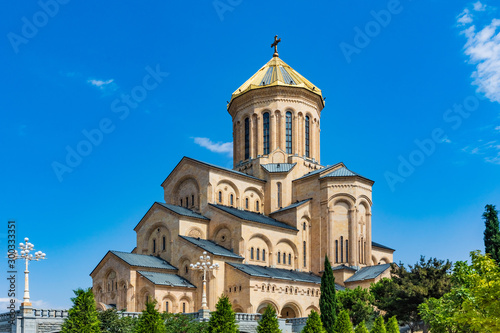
228 263 344 290
210 204 298 231
261 163 296 173
179 236 244 259
293 164 340 182
321 166 358 178
372 241 395 251
156 202 209 220
138 271 195 288
111 251 177 270
332 264 357 272
345 264 391 283
271 199 312 214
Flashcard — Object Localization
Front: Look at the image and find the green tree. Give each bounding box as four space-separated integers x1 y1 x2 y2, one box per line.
164 313 207 333
98 309 136 333
419 251 500 333
333 310 354 333
354 321 369 333
302 310 326 333
370 317 386 333
483 204 500 264
336 286 375 327
207 294 238 333
385 317 398 333
370 257 451 332
135 298 166 333
320 255 337 332
257 305 281 333
61 288 101 333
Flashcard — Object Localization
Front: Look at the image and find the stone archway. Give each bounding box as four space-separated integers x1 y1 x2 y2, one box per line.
280 302 302 318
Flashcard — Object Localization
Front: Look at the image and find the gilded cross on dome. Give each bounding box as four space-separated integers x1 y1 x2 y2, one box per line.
271 35 281 57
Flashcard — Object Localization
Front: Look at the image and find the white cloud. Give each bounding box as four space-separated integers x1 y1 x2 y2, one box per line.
87 78 114 88
87 78 119 95
193 137 233 157
495 125 500 131
458 8 473 25
473 1 486 12
0 298 54 310
462 140 500 164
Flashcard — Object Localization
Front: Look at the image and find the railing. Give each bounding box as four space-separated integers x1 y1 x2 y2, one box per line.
0 311 18 322
32 309 68 318
286 317 307 325
235 313 262 321
119 312 141 319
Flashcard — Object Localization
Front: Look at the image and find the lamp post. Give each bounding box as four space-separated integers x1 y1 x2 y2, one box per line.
190 251 219 310
10 237 46 306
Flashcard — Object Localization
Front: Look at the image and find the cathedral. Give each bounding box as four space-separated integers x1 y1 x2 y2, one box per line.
90 38 395 318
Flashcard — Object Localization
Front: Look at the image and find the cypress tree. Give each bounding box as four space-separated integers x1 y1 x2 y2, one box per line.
385 316 399 333
354 321 369 333
207 294 238 333
370 317 386 333
302 310 326 333
333 310 354 333
320 255 337 332
61 288 101 333
135 298 166 333
483 204 500 264
257 305 281 333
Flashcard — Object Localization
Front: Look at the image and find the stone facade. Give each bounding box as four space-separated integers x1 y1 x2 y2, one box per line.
90 51 395 317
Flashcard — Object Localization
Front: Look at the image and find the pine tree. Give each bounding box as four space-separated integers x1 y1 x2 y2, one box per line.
354 321 369 333
483 204 500 264
135 298 166 333
257 305 281 333
61 288 101 333
370 317 386 333
385 316 399 333
207 294 238 333
333 310 354 333
302 310 326 333
320 255 337 332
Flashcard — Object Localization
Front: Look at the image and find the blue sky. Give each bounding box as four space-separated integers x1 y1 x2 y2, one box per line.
1 0 499 309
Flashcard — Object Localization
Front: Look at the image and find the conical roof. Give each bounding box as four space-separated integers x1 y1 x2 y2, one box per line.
229 56 323 107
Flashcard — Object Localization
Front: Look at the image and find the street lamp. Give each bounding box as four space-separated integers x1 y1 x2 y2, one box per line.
190 251 219 310
10 237 46 306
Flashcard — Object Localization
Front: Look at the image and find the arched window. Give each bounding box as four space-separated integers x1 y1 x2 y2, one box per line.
340 236 344 263
165 301 169 313
303 241 307 267
250 247 254 260
283 252 286 264
335 240 338 263
185 197 188 208
277 183 282 208
346 240 349 263
359 240 361 263
185 266 188 274
256 201 260 212
153 239 156 253
182 303 186 313
263 112 270 154
245 198 249 209
303 222 306 230
286 111 292 154
305 116 310 157
288 253 292 265
277 251 281 264
256 248 260 261
191 195 194 206
180 199 183 206
162 236 166 251
262 249 266 261
230 194 234 206
244 117 250 160
218 191 222 203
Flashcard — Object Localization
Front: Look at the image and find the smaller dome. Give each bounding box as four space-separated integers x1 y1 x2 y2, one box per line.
229 56 323 108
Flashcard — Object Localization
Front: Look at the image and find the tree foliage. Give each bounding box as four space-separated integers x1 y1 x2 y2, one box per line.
135 298 166 333
207 294 238 333
336 286 375 327
483 204 500 264
257 305 281 333
419 251 500 333
354 321 369 333
164 313 207 333
370 256 451 332
333 310 354 333
385 317 398 333
61 288 101 333
302 310 326 333
370 317 386 333
98 309 136 333
320 255 337 333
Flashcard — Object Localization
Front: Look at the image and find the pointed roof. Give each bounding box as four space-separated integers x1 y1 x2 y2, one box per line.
229 57 323 107
179 236 244 259
321 166 359 178
138 271 196 288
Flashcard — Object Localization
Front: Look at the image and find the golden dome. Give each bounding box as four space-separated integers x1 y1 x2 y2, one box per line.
228 56 324 108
